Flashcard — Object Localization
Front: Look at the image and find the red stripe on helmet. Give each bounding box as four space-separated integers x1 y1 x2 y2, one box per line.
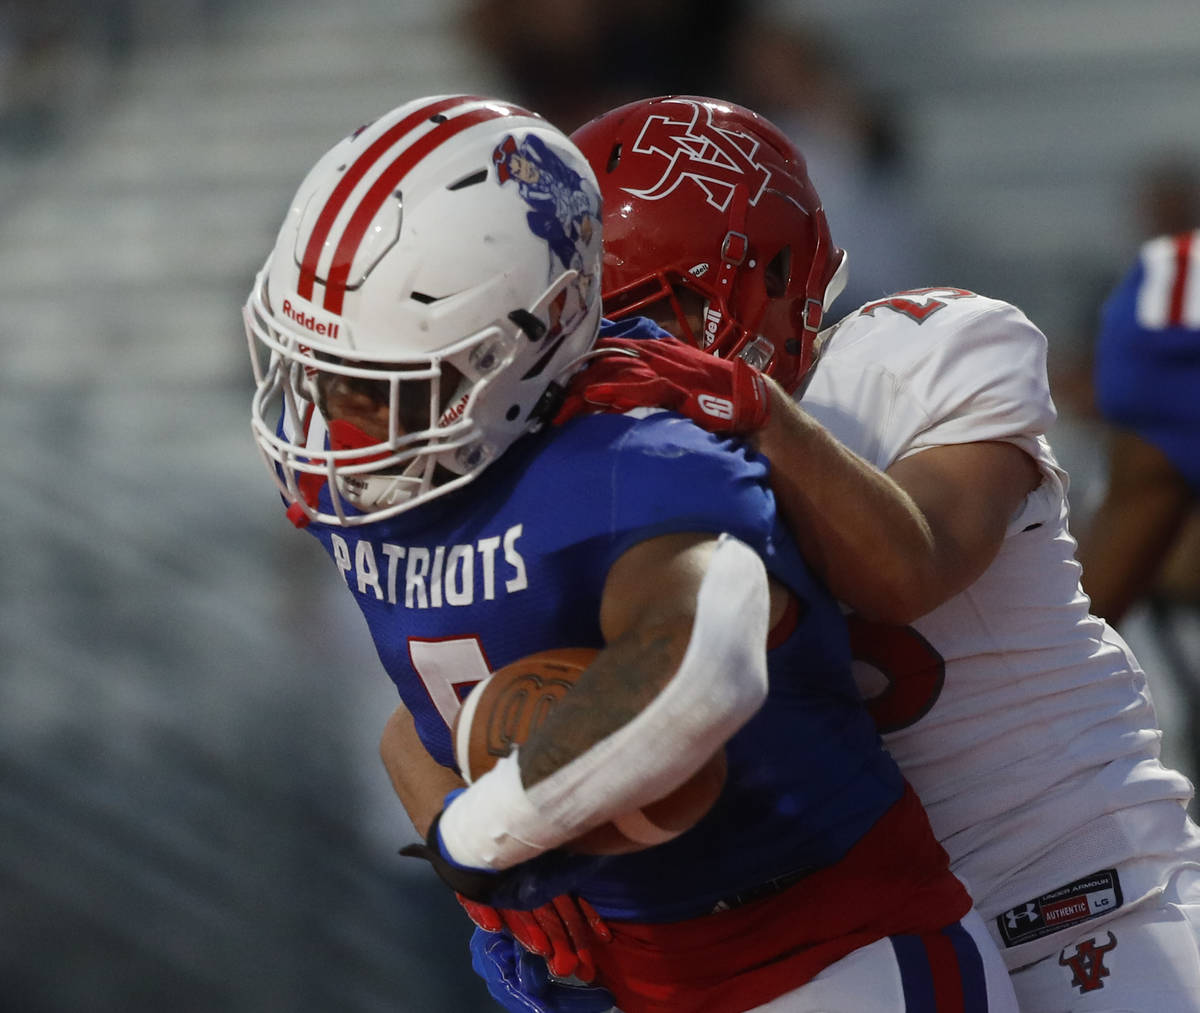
322 104 505 313
296 95 485 301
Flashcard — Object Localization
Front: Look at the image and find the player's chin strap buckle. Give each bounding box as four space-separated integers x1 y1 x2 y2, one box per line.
721 231 749 266
802 298 823 333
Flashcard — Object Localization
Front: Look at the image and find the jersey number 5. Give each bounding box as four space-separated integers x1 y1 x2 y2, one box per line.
409 636 491 730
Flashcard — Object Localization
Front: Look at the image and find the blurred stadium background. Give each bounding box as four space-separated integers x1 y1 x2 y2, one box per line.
2 1 1197 1009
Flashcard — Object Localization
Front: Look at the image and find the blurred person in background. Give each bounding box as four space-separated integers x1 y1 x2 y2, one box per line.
1075 168 1200 806
1075 154 1200 794
1077 156 1200 628
559 94 1200 1012
0 0 131 150
458 0 745 131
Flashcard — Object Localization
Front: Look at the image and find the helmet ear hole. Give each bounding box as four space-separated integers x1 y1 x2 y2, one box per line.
605 143 622 173
764 246 791 299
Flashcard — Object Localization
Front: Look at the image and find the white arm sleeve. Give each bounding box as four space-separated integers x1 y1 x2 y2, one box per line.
438 533 770 870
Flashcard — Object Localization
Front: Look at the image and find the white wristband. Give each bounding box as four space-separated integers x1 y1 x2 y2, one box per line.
438 748 563 868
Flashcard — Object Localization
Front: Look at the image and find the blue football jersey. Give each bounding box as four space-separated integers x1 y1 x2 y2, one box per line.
1095 231 1200 492
297 329 905 920
302 413 905 919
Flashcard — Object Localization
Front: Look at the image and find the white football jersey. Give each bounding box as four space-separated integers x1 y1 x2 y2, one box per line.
800 287 1200 967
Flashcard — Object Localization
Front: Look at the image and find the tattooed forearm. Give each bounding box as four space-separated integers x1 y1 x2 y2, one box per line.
517 616 694 787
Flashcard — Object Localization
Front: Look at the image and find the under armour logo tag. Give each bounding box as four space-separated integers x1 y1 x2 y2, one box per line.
995 870 1123 948
1005 902 1040 930
1058 932 1117 994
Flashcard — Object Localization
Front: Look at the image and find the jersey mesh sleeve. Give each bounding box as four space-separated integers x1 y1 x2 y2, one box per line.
892 299 1056 463
805 292 1056 473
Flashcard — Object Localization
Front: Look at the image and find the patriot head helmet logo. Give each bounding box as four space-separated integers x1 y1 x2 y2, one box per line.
622 99 771 212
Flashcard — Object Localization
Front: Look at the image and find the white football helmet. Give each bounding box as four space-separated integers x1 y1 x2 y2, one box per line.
245 95 604 526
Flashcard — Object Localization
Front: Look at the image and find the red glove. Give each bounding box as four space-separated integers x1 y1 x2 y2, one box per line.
457 894 612 982
555 337 771 434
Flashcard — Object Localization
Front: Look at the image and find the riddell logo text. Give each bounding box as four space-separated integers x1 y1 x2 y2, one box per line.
439 393 471 428
282 300 340 340
702 307 721 348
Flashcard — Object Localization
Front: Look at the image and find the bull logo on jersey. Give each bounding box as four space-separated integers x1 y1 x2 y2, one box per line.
1058 932 1117 994
623 100 771 212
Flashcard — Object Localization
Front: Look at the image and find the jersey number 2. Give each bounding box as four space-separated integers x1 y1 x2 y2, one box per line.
859 287 976 324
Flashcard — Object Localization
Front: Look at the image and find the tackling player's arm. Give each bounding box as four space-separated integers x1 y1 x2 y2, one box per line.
753 376 1041 625
561 331 1041 626
1076 429 1196 625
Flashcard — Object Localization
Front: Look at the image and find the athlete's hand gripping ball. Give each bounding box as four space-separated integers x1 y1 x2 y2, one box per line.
555 336 771 434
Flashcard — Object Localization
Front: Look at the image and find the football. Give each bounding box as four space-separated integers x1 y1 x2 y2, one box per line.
452 647 726 854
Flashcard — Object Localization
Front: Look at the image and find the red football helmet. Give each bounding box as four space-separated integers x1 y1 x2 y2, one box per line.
572 96 847 392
